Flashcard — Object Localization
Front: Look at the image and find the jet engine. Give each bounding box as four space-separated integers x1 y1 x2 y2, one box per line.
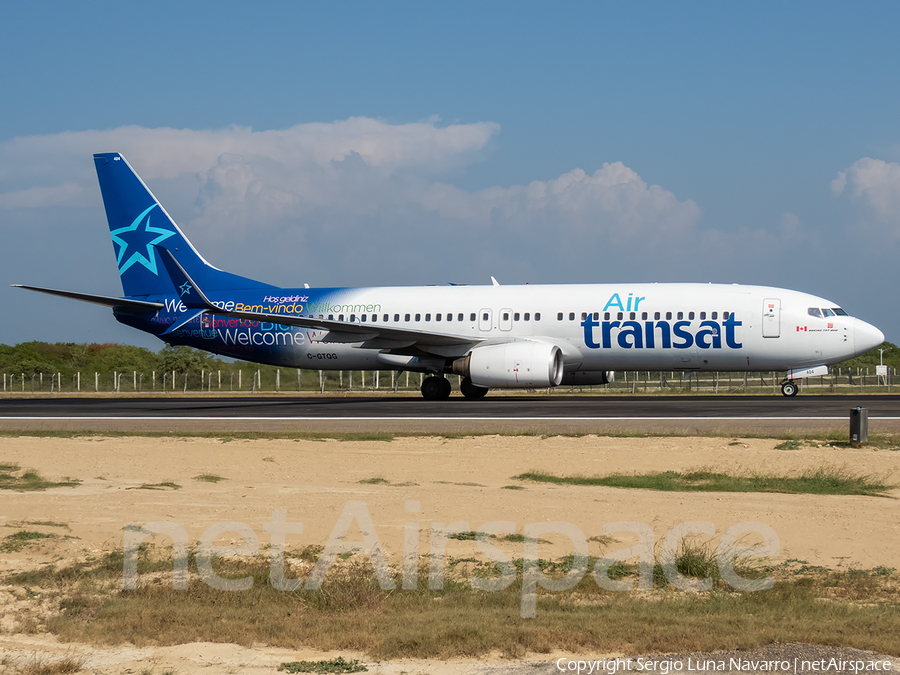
452 341 564 388
559 371 615 386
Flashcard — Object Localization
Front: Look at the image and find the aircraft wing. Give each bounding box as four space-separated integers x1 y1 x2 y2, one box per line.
156 248 479 348
11 285 164 312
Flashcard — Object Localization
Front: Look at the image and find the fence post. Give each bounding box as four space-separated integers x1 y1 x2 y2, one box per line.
276 369 280 391
297 369 302 391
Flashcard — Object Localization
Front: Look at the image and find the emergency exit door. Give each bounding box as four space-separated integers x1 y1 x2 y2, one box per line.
762 298 781 338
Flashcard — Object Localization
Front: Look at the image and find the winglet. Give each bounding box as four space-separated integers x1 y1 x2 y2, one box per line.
156 246 215 310
491 276 500 286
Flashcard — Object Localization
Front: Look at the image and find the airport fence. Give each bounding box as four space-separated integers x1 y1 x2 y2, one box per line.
0 366 895 395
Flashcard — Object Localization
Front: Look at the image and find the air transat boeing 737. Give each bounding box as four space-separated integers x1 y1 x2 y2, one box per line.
14 153 885 399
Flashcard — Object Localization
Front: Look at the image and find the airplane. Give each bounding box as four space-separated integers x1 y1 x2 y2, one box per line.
13 152 885 399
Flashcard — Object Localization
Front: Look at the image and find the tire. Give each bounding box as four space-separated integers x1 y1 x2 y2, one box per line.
422 376 451 400
460 377 488 399
781 381 798 397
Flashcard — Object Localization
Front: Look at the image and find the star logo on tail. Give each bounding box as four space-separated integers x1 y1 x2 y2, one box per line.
110 204 176 276
179 282 193 297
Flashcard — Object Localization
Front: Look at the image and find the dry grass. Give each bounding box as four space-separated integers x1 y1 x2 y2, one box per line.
6 546 900 659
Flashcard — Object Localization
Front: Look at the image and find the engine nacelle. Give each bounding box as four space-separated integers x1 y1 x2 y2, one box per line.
453 341 564 388
559 370 615 386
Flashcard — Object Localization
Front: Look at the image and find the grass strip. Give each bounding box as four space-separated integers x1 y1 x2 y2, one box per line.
11 550 899 660
512 467 897 496
1 429 898 446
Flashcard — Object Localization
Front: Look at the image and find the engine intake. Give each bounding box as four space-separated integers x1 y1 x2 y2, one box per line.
452 341 564 388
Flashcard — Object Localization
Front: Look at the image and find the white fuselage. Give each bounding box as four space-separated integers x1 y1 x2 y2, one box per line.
274 282 883 374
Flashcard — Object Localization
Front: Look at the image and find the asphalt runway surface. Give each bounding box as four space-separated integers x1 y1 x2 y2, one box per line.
0 394 897 434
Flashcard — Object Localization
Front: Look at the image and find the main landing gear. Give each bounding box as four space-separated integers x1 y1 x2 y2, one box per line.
460 377 488 399
780 380 798 397
421 375 452 400
420 375 490 400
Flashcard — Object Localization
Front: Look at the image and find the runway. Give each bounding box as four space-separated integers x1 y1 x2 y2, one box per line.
0 394 897 435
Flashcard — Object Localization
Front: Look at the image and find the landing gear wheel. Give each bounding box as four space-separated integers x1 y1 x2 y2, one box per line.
781 381 798 397
460 377 488 399
421 376 452 400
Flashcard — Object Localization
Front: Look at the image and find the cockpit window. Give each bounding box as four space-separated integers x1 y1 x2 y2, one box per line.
808 308 823 319
832 307 848 316
822 308 836 318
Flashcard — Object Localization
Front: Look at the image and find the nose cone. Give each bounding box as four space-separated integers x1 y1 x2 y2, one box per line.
854 318 885 353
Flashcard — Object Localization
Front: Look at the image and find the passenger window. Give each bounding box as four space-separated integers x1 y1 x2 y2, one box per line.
677 312 683 320
383 314 388 322
581 312 587 321
642 312 648 320
724 311 730 320
338 314 344 321
446 313 452 322
700 312 706 320
350 314 356 322
535 313 541 321
394 314 399 322
569 312 575 321
415 313 421 321
688 312 695 320
425 313 431 321
503 312 510 321
436 313 441 321
405 313 410 322
328 314 334 320
617 312 623 320
482 313 488 321
808 308 823 319
604 312 610 320
593 312 599 320
711 312 717 320
557 312 563 321
630 312 636 320
524 313 530 321
514 313 520 321
459 313 464 321
666 312 672 320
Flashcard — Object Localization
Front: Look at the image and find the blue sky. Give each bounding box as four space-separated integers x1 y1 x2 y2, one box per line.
2 2 899 348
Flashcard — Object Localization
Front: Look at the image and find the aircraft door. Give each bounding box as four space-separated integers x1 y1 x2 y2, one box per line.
499 308 513 331
762 298 781 338
478 308 493 332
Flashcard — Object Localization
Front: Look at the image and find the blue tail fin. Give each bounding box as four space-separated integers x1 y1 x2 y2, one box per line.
94 153 276 298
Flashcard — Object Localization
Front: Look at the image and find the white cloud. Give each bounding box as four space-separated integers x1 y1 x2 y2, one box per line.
832 157 900 239
0 119 701 254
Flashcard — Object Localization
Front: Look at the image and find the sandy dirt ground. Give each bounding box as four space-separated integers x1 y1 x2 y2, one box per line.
1 434 899 673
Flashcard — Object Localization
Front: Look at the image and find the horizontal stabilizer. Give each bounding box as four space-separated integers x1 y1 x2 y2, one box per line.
11 285 163 312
